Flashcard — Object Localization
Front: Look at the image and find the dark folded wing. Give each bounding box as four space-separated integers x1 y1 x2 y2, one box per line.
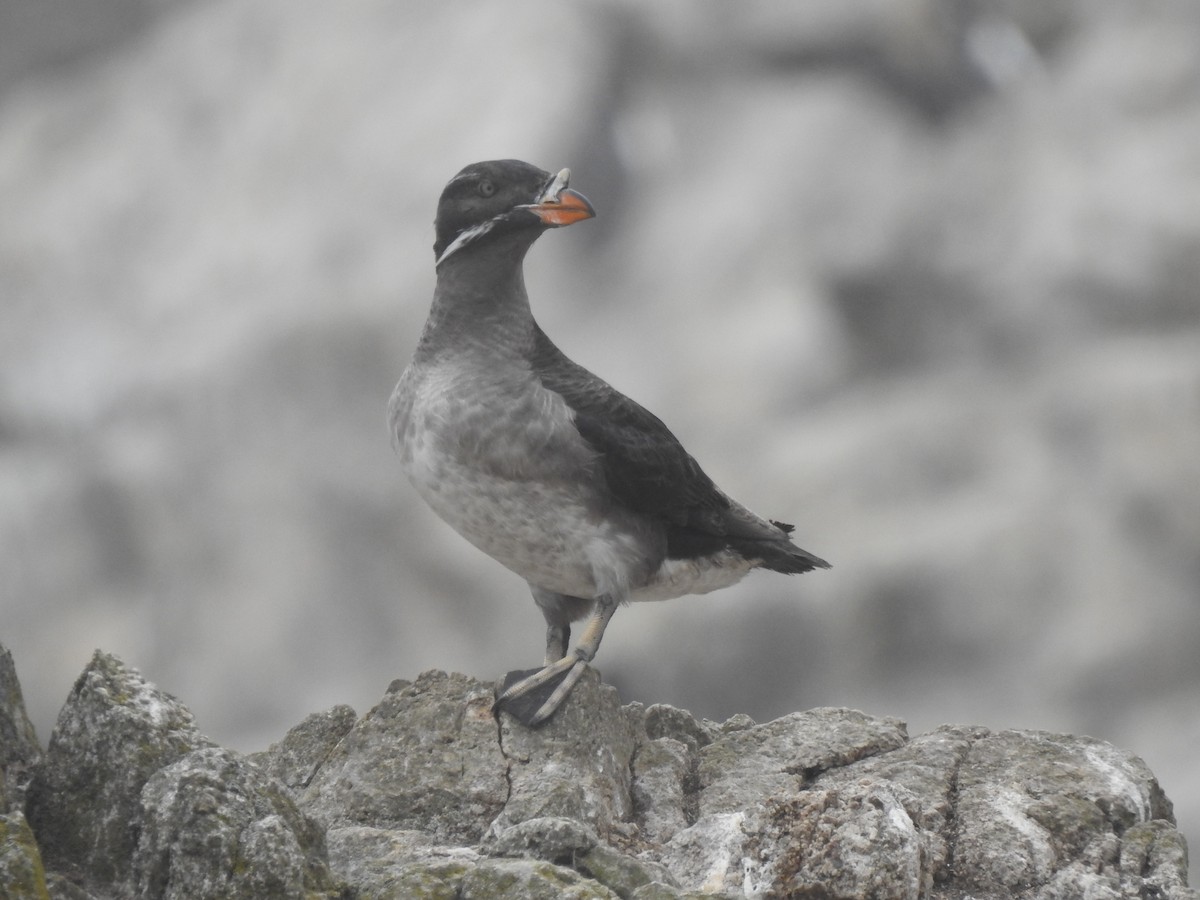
529 326 795 558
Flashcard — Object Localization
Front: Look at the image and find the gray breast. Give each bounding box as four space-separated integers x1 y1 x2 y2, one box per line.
390 357 664 599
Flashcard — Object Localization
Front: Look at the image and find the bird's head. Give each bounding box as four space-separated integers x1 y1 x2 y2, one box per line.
433 160 595 268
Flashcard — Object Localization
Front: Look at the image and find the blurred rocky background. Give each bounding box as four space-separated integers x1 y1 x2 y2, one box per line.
1 0 1197 878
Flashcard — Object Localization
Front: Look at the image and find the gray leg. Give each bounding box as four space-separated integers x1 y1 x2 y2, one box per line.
565 594 618 664
545 622 570 665
530 586 591 666
496 593 620 727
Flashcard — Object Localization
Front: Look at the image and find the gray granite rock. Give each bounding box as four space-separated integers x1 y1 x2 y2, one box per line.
629 884 714 900
574 841 680 898
486 815 599 862
639 703 722 753
813 723 983 875
248 703 357 793
0 645 40 813
630 736 692 843
949 728 1181 899
301 670 507 842
132 746 337 900
749 782 929 898
490 667 637 839
323 824 480 899
6 650 1196 899
660 722 1198 899
24 651 211 890
459 858 621 900
0 809 50 900
694 707 909 818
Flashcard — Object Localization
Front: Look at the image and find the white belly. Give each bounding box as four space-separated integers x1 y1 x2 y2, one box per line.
633 553 754 602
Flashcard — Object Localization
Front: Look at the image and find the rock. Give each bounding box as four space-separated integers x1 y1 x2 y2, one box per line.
1117 820 1194 899
657 811 755 897
301 670 507 842
751 782 928 899
7 650 1197 899
665 722 1199 899
324 824 481 899
486 814 681 899
0 810 50 899
248 703 358 793
325 827 623 900
486 815 599 862
694 707 909 817
24 650 212 890
0 645 40 813
460 858 621 900
629 884 711 900
132 746 337 900
574 842 680 898
349 857 474 900
490 667 637 838
814 723 980 876
949 729 1181 898
639 703 722 752
630 736 692 843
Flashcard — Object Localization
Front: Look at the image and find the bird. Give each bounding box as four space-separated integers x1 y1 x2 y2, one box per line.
389 159 830 727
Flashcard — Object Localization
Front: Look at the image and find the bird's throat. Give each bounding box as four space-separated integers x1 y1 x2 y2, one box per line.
419 254 537 360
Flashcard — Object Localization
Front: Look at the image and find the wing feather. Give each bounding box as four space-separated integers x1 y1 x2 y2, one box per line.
528 326 790 551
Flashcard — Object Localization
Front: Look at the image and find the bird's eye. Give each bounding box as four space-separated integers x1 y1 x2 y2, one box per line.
477 180 496 198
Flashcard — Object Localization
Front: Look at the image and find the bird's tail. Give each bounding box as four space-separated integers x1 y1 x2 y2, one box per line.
735 519 831 574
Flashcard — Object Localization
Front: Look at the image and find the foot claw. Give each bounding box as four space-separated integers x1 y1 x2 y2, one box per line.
494 658 587 727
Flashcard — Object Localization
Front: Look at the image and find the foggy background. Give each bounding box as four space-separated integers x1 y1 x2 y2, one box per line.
1 0 1197 875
